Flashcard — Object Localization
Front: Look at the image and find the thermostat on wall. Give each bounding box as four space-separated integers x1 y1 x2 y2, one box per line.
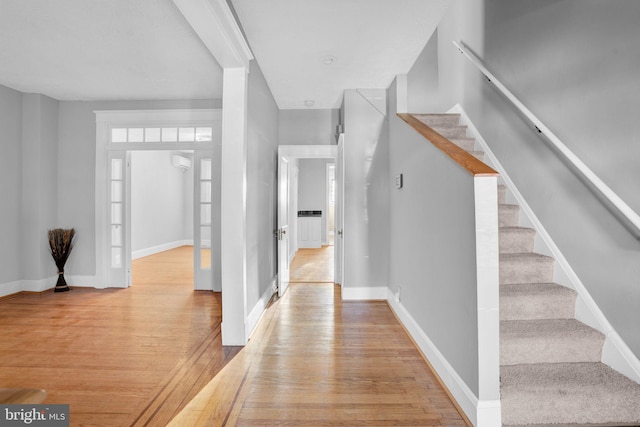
395 174 403 189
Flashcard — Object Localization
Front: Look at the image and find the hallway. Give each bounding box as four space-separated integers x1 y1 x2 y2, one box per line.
170 247 468 426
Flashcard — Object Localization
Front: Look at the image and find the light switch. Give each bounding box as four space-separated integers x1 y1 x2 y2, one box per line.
395 174 403 189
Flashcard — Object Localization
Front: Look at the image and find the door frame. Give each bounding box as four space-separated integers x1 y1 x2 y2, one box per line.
95 109 222 289
277 145 341 294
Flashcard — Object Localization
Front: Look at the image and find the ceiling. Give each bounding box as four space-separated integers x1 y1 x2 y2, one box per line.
0 0 223 101
0 0 447 107
231 0 448 109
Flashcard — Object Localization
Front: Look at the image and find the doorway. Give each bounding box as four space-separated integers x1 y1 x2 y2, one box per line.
94 109 221 291
276 145 342 296
289 158 335 283
130 150 196 288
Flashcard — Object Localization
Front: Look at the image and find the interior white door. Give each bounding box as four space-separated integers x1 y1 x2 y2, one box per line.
334 135 345 285
277 155 290 297
107 150 131 288
194 151 214 290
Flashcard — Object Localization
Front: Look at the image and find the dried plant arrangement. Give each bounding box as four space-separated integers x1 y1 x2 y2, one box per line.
48 228 75 292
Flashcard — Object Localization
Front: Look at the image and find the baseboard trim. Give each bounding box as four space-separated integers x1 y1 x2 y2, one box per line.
602 331 640 384
341 286 389 300
132 240 193 260
0 280 25 299
66 275 97 288
387 293 499 426
246 277 277 339
21 276 56 292
450 103 640 386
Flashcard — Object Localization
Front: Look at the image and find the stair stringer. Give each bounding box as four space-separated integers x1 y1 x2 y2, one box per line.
448 103 640 385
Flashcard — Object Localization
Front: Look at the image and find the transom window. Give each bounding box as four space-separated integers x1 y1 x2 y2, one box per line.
110 126 213 143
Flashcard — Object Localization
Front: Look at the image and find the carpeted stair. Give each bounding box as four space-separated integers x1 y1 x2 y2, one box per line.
415 113 640 426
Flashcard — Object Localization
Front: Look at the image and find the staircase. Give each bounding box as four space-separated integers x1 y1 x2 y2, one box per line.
415 114 640 426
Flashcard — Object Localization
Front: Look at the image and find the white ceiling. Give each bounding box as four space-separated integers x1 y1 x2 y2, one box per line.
0 0 447 108
0 0 223 101
231 0 448 109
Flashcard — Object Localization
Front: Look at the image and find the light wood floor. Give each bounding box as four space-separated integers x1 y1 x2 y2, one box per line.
170 249 468 426
0 246 240 426
289 244 334 283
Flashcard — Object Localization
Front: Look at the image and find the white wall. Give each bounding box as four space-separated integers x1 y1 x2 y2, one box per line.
130 151 193 257
297 158 333 243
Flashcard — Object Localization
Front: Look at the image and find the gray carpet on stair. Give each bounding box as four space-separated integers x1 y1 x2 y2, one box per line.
501 362 640 425
500 283 577 321
418 114 640 426
501 319 604 365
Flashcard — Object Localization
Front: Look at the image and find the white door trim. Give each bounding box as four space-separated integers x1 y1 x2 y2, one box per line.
278 145 339 288
94 109 221 288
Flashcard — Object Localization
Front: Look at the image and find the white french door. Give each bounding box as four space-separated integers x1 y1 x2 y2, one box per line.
107 150 131 288
334 135 345 285
194 150 214 290
277 155 290 297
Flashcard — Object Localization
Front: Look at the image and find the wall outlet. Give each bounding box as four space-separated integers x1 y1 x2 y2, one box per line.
395 286 401 302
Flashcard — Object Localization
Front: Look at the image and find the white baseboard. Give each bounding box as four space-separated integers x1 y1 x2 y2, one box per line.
1 274 99 298
246 277 277 339
21 276 56 292
387 294 500 426
0 280 25 298
450 103 640 386
67 275 97 288
132 239 193 260
341 286 389 300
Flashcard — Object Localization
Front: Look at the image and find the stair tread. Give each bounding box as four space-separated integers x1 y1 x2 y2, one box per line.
501 362 640 426
499 226 535 233
500 252 554 262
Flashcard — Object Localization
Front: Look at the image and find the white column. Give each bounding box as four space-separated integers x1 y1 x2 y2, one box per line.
221 67 249 346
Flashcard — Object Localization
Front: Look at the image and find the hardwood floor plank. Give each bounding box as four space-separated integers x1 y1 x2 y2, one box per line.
170 246 468 426
0 246 240 426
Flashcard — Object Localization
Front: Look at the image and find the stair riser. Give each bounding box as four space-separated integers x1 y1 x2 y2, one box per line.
499 229 536 254
498 186 506 204
501 334 604 365
414 114 460 127
431 126 468 138
500 287 577 321
499 205 520 227
500 256 554 285
450 138 475 151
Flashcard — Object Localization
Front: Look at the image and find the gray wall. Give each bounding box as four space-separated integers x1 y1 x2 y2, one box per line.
388 78 480 395
0 85 24 285
342 90 389 289
410 0 640 357
279 109 339 145
131 151 193 254
298 158 333 241
246 60 280 308
465 0 640 356
21 94 60 281
57 99 221 278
